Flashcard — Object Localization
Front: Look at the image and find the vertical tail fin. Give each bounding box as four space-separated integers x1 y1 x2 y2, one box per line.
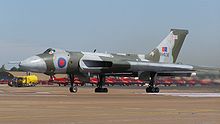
146 29 188 63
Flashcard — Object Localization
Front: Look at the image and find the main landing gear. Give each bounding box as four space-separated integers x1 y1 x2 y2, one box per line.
146 72 160 93
69 74 78 93
67 73 159 93
95 74 108 93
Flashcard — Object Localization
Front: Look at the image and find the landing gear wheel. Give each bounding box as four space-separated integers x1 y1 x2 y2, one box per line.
151 87 156 92
95 74 108 93
95 88 108 93
68 74 78 93
146 72 160 93
146 87 160 93
8 81 13 87
69 86 78 93
146 87 152 93
154 87 160 93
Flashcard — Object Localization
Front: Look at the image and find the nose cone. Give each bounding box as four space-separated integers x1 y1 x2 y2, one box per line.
19 56 47 73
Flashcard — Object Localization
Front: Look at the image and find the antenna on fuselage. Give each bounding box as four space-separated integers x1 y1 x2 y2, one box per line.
93 49 96 53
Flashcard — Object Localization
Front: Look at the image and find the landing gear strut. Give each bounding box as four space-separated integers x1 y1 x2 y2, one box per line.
95 74 108 93
146 72 160 93
69 74 78 93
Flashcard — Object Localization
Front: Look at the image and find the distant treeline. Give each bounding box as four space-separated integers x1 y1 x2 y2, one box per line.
0 65 23 72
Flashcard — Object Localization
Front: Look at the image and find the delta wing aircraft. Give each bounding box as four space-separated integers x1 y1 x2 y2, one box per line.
18 29 217 93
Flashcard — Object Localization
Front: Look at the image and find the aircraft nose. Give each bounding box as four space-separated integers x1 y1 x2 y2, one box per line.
19 56 47 73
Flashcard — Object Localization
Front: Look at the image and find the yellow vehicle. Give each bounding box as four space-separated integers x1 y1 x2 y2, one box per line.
8 75 38 87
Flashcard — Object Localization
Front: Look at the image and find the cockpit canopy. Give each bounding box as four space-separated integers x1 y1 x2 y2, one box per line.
43 48 66 55
43 48 56 54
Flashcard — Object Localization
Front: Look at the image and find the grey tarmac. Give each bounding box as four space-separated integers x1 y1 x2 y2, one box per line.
0 85 220 124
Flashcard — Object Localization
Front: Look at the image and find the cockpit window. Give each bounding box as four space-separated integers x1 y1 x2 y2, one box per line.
43 48 56 54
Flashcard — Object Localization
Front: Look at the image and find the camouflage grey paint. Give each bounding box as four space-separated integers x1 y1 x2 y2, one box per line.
146 29 188 63
171 29 188 63
67 52 84 74
37 53 55 75
19 29 198 79
145 49 160 62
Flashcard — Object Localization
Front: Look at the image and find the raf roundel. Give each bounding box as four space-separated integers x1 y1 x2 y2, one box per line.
58 58 67 68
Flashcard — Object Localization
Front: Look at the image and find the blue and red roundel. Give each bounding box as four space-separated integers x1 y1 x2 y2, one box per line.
58 58 66 68
162 47 168 53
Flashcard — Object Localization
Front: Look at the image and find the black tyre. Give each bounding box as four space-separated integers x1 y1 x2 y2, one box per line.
146 87 152 93
103 88 108 93
95 88 108 93
151 87 156 92
146 87 159 93
8 81 13 87
95 88 100 92
69 86 78 93
154 87 160 93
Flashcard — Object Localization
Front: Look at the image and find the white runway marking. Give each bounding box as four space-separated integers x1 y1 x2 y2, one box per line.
35 92 50 94
149 93 220 97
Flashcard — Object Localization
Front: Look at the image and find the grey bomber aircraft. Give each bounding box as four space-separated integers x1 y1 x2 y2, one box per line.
18 29 218 93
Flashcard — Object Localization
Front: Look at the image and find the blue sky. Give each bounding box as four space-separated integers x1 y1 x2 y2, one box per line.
0 0 220 69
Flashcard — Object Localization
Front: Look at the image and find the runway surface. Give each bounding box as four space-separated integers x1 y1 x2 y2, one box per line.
0 85 220 124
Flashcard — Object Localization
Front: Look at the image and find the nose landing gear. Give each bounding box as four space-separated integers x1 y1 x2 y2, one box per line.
69 74 78 93
69 85 78 93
